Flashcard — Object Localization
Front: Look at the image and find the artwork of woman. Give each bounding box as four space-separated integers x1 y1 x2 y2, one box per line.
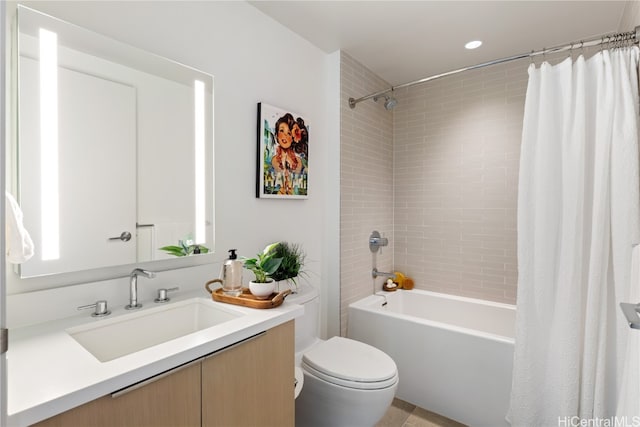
258 104 308 198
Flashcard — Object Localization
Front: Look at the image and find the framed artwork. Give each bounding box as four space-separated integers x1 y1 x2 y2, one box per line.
257 103 309 199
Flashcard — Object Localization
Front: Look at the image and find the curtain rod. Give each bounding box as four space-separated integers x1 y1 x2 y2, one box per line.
348 26 640 109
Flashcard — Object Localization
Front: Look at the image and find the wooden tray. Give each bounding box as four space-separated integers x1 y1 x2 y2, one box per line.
210 287 291 309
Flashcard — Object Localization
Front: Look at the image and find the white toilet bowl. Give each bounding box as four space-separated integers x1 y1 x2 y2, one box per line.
295 336 398 427
288 285 398 427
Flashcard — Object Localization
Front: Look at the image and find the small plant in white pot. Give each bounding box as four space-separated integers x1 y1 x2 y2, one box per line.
243 242 283 299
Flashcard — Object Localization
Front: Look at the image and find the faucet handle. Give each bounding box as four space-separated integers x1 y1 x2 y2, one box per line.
369 230 389 254
154 287 179 303
78 300 111 317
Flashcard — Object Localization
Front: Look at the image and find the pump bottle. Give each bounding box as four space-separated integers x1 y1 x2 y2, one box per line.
221 249 243 296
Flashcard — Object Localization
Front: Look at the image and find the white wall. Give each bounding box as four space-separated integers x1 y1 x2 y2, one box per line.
619 1 640 30
6 1 339 336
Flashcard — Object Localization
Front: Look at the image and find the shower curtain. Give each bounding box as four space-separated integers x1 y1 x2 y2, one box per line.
509 46 640 425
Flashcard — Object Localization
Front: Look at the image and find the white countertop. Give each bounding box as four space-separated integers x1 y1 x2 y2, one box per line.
6 289 303 427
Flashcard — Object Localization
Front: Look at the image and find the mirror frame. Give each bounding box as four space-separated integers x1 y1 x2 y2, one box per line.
8 5 216 290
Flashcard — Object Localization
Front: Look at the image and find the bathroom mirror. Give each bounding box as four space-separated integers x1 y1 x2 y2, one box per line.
11 6 214 278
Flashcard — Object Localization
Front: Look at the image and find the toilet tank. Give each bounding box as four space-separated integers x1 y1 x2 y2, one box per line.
286 284 320 353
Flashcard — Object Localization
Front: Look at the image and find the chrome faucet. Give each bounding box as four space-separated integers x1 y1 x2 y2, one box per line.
372 268 396 280
126 268 156 310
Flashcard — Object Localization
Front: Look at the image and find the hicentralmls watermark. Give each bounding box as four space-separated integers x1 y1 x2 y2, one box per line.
558 416 640 427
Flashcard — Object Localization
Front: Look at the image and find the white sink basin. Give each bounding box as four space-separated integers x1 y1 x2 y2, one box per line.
67 298 242 362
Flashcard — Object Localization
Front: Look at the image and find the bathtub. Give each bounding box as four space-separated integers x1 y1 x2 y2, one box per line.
348 289 515 427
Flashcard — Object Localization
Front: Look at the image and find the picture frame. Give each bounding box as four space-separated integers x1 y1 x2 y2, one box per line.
256 102 309 199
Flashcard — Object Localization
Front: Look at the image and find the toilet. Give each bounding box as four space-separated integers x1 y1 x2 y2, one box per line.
288 284 398 427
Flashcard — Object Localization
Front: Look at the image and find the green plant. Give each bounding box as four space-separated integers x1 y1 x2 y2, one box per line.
243 242 283 283
159 239 210 257
270 242 306 287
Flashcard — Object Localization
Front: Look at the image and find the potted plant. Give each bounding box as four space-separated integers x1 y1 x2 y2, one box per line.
159 238 210 257
270 242 306 290
243 242 283 299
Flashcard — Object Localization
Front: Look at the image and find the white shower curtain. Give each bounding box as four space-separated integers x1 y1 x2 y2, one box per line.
509 46 640 426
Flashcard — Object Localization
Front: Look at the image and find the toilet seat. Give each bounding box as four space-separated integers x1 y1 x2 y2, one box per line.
301 337 398 390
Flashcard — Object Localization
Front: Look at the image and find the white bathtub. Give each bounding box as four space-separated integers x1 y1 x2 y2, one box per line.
348 289 515 427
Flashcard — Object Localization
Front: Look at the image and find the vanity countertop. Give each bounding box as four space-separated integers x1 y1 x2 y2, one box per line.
6 289 303 427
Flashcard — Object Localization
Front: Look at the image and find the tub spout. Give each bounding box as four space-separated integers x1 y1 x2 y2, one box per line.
372 268 396 280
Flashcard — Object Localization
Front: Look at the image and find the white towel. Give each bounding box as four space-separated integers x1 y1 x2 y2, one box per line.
5 191 34 264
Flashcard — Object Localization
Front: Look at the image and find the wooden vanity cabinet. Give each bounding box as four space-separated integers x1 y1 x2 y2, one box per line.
202 320 294 427
33 360 201 427
33 321 294 427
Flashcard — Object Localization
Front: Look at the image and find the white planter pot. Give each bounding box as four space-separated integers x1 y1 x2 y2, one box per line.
249 280 275 299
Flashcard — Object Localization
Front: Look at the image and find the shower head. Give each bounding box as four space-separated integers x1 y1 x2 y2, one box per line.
373 94 398 110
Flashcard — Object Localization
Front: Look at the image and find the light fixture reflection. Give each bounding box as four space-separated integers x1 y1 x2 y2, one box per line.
39 28 60 260
465 40 483 50
194 80 205 244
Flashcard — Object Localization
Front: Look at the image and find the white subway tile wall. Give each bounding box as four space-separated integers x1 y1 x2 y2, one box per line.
340 52 394 337
340 54 528 335
393 60 527 304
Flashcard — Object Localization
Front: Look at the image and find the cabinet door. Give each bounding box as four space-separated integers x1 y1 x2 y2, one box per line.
33 360 201 427
202 320 294 427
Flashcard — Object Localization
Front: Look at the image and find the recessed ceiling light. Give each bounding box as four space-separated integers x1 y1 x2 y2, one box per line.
465 40 483 50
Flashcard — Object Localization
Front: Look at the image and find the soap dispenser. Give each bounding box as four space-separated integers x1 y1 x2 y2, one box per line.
221 249 243 297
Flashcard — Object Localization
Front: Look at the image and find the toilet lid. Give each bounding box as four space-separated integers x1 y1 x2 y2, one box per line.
302 337 398 390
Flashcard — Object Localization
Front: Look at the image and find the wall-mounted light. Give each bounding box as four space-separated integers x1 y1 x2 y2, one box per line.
465 40 483 50
39 28 59 260
194 80 205 244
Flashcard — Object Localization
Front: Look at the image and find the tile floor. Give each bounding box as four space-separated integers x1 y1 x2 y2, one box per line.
376 399 467 427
